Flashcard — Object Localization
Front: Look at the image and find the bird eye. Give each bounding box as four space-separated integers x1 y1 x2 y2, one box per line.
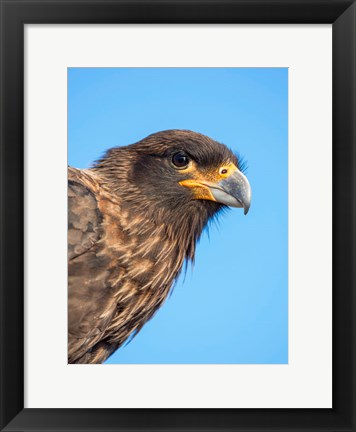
172 152 190 169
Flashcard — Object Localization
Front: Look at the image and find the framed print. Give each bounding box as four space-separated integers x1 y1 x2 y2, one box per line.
26 26 331 409
0 1 355 431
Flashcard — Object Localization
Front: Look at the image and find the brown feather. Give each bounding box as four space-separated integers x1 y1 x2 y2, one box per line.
68 130 240 364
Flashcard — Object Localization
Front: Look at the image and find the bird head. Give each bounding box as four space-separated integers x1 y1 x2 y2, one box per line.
116 130 251 213
93 130 251 242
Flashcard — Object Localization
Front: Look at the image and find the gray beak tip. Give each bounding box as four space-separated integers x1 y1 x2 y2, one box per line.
216 169 251 214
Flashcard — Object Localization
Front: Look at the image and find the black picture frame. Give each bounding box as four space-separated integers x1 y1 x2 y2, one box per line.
1 0 355 431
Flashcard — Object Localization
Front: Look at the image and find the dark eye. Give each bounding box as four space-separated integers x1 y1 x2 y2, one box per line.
172 152 189 169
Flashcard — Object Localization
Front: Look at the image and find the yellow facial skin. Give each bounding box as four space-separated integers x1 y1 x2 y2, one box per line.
179 161 238 202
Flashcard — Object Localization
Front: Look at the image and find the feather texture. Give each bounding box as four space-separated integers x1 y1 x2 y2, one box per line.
68 130 246 363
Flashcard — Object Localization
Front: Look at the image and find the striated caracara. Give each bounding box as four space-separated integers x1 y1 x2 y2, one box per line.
68 130 251 364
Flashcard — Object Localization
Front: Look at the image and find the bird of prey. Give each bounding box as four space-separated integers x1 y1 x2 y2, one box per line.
68 130 251 364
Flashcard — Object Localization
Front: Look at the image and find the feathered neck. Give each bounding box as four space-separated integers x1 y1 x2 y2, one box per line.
90 149 223 262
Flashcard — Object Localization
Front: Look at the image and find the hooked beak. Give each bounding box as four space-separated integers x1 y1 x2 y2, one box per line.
209 170 251 214
179 169 251 215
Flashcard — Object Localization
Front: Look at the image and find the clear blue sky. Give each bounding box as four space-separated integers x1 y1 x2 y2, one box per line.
68 68 288 364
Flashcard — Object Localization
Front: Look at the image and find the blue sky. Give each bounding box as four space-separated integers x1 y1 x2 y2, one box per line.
68 68 288 364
